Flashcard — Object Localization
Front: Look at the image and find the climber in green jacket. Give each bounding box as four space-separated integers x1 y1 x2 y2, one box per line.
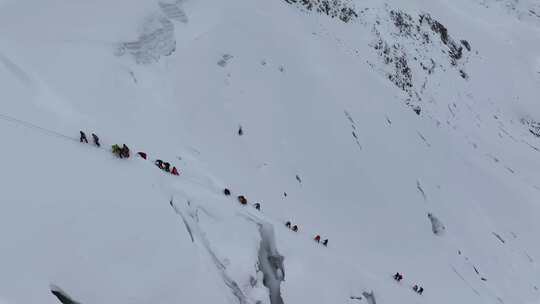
111 144 122 158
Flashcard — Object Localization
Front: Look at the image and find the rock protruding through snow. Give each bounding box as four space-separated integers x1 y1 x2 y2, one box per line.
116 12 176 64
428 213 446 235
50 285 80 304
159 0 188 23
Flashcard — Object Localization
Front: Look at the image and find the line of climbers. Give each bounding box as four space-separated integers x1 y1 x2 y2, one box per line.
313 234 329 247
82 130 422 294
286 222 329 246
80 131 100 147
155 159 180 176
285 221 299 232
393 272 424 295
85 129 333 249
223 187 330 247
79 130 180 176
223 188 261 210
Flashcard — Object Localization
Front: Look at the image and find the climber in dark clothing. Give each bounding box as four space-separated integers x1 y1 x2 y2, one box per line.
138 152 147 159
292 225 298 232
417 287 424 295
91 133 100 147
163 162 171 172
80 131 88 143
121 144 130 158
322 239 328 247
394 273 403 282
285 221 292 229
413 285 419 292
223 188 231 196
155 159 164 169
238 195 247 205
254 203 261 210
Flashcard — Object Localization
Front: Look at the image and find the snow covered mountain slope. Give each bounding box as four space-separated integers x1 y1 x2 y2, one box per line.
1 0 540 303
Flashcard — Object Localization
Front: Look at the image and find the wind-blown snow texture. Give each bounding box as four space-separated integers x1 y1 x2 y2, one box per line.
0 0 540 303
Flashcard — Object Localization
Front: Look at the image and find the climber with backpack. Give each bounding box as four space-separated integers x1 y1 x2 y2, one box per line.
138 152 147 159
163 162 171 172
292 225 298 232
223 188 231 196
91 133 100 147
80 131 88 143
121 144 130 158
322 239 328 247
238 195 248 205
285 221 292 229
417 287 424 295
253 203 261 210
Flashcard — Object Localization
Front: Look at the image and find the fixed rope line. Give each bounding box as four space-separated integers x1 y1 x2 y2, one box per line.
0 112 76 142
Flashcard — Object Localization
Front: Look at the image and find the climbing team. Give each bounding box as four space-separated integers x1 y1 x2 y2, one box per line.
154 159 179 176
221 188 261 210
222 187 331 247
80 131 100 147
79 127 428 298
412 285 424 295
285 221 299 232
313 234 329 247
79 130 180 177
394 272 425 295
112 144 130 158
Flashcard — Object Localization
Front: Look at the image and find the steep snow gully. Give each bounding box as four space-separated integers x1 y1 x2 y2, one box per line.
170 199 250 304
255 220 285 304
171 197 286 304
